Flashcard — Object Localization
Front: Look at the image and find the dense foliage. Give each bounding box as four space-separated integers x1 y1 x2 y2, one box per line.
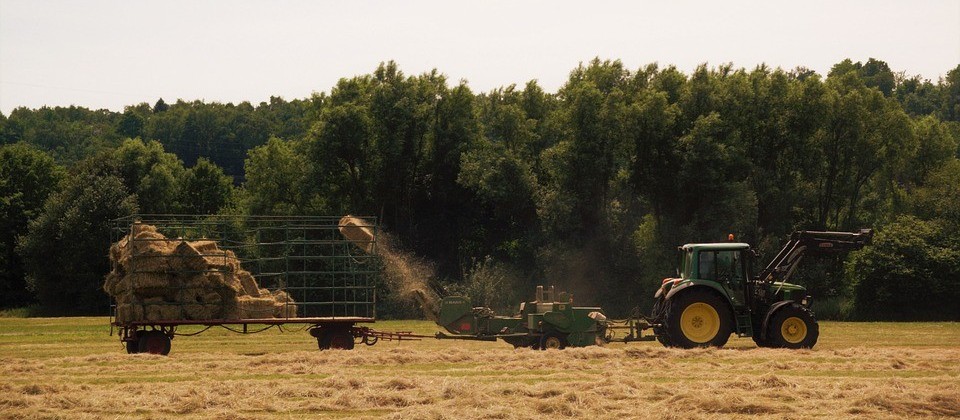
1 58 958 319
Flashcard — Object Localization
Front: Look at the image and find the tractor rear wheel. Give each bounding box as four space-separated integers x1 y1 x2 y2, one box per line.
662 289 733 349
539 332 568 350
752 333 770 348
766 303 819 349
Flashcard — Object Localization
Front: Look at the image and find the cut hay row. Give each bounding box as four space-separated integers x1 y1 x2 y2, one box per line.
1 319 958 419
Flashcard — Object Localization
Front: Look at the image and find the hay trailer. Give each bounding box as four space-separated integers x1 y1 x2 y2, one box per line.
109 215 414 355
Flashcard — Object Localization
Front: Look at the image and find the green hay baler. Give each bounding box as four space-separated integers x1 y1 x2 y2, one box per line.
435 286 606 349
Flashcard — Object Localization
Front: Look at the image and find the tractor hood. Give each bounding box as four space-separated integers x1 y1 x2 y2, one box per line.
766 281 807 302
768 281 805 292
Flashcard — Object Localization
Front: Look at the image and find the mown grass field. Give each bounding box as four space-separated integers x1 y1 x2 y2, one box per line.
0 318 958 419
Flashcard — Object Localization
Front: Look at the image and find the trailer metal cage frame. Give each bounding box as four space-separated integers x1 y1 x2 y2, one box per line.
108 214 419 354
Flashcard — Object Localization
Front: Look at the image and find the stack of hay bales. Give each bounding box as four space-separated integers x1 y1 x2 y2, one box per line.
105 223 297 323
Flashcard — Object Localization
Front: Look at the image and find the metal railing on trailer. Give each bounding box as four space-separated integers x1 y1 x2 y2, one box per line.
108 215 423 354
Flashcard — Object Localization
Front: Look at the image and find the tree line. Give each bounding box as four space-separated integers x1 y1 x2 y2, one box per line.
1 58 958 320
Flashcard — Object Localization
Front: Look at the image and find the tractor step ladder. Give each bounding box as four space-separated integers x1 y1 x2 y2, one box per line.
735 310 753 337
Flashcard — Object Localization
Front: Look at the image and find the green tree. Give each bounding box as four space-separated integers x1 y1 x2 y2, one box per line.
243 137 315 215
307 103 375 213
846 216 960 320
18 154 138 313
941 65 960 122
895 75 941 116
913 159 960 222
153 98 169 113
112 138 186 214
0 144 64 307
117 104 150 139
812 72 915 229
179 158 235 215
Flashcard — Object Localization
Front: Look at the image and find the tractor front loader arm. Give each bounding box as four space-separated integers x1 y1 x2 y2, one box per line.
757 229 873 284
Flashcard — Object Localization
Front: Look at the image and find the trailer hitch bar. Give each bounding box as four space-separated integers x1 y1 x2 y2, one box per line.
353 327 434 345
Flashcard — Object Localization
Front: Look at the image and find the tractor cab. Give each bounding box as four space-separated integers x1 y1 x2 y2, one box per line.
658 242 777 307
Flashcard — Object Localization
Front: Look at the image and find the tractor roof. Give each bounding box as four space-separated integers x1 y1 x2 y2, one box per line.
681 242 751 251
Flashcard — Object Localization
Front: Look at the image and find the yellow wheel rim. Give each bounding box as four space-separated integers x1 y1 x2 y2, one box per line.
543 336 562 349
680 302 720 343
781 316 807 344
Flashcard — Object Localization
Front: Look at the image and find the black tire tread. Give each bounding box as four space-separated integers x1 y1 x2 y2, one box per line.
661 288 733 349
766 303 819 349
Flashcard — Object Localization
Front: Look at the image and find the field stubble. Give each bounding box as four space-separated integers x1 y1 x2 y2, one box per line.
0 319 958 419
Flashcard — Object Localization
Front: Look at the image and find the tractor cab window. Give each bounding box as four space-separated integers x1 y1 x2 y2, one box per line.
698 250 745 285
717 251 744 285
682 249 694 279
698 252 715 280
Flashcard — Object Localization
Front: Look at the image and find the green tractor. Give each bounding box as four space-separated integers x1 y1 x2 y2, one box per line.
434 229 871 350
649 230 872 349
436 285 606 349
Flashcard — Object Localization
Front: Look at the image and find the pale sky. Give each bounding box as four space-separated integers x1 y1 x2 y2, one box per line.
1 0 958 114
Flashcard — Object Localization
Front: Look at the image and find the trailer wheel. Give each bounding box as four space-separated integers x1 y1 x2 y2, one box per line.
137 330 171 355
663 289 732 349
319 329 355 350
766 303 819 349
539 332 567 350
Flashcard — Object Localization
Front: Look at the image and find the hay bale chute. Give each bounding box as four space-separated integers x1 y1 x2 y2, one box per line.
105 223 297 323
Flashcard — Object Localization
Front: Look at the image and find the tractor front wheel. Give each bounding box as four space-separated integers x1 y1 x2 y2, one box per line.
766 303 819 349
662 289 733 349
